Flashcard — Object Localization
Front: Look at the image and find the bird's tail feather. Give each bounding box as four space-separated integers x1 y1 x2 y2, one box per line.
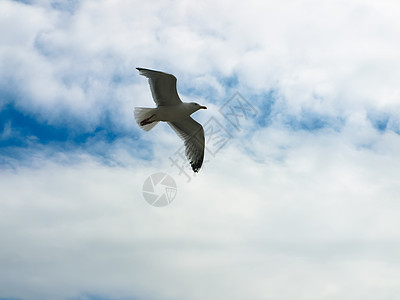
134 107 159 131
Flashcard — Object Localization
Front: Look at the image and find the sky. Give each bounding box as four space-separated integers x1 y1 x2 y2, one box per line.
1 0 400 299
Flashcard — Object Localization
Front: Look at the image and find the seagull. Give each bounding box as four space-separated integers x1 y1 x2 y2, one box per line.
134 67 207 173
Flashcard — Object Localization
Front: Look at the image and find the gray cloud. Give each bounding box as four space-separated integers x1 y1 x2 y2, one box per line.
1 132 400 299
1 0 400 299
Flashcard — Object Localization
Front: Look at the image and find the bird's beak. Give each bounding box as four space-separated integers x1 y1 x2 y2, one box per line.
200 106 207 109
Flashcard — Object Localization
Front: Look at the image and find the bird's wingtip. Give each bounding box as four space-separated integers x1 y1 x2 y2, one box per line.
191 160 203 173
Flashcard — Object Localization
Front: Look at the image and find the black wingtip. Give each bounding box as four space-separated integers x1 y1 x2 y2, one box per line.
191 160 203 173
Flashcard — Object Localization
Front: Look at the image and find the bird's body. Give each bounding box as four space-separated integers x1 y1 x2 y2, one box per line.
140 103 201 122
134 68 207 173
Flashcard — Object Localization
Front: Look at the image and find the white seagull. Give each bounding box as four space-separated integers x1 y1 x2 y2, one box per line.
134 67 207 173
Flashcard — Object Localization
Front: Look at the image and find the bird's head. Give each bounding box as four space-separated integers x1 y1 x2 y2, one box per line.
189 102 207 113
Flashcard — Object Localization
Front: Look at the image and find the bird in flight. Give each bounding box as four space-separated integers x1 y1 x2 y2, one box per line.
134 68 207 173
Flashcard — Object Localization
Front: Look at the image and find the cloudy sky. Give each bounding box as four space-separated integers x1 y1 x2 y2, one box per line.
1 0 400 299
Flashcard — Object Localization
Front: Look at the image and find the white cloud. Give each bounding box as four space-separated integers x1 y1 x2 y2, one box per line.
2 0 400 126
0 121 13 140
1 0 400 299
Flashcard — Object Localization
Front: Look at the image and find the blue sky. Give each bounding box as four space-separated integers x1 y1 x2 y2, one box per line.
1 0 400 299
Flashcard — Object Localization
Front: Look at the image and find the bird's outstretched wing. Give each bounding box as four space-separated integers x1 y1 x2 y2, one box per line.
168 118 205 173
137 67 182 106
